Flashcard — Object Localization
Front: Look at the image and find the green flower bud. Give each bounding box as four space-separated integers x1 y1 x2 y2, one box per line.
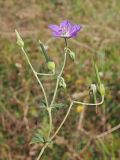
69 50 75 61
47 61 55 73
15 30 24 47
99 83 105 96
59 77 66 89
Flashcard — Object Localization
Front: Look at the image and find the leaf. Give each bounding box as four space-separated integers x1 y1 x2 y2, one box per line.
38 40 50 62
99 83 105 96
52 103 66 110
94 63 101 86
40 100 47 108
30 130 45 144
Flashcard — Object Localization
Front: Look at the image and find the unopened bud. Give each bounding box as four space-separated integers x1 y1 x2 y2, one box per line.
69 50 75 61
47 61 55 73
59 77 66 89
15 30 24 47
99 83 105 96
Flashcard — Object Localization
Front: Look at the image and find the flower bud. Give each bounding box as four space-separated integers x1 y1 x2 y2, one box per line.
69 50 75 61
59 77 66 89
99 83 105 96
47 61 55 73
15 30 24 47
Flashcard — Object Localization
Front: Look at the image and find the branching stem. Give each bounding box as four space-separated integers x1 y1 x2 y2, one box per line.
21 47 49 107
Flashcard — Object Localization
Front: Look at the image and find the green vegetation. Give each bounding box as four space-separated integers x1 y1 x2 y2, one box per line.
0 0 120 159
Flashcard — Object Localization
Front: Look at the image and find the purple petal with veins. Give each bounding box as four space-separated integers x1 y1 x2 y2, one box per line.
49 20 82 38
48 25 61 33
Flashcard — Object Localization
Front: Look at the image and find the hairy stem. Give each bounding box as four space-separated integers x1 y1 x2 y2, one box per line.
36 101 74 160
73 96 104 106
50 101 74 140
50 39 68 107
47 108 52 138
21 47 49 107
36 143 48 160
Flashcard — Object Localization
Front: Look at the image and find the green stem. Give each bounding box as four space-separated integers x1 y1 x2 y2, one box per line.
36 95 105 160
50 38 68 107
36 101 74 160
36 143 48 160
73 96 104 106
50 101 73 140
36 108 53 160
21 47 49 107
47 108 52 138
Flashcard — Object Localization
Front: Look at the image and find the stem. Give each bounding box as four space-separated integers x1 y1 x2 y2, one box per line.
64 38 68 48
36 143 48 160
96 123 120 139
50 96 104 141
50 101 74 140
36 35 105 159
21 47 49 107
37 72 54 76
36 101 74 160
50 38 68 107
47 108 52 138
73 96 104 106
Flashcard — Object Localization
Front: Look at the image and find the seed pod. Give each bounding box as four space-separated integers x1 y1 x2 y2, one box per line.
69 50 75 61
99 83 105 96
15 30 24 47
59 77 66 89
47 61 55 73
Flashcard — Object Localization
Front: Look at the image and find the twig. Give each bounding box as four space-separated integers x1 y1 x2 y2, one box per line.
77 106 86 130
96 123 120 139
79 139 92 155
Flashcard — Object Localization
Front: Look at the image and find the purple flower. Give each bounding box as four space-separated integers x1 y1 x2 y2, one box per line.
49 20 82 38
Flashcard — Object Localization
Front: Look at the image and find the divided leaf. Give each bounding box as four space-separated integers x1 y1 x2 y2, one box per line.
52 103 66 110
30 130 45 144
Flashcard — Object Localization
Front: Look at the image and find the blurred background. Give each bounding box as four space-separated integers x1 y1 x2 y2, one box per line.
0 0 120 159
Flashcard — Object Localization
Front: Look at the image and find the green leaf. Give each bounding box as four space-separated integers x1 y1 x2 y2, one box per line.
94 63 101 86
99 83 105 96
40 100 47 108
39 40 50 62
52 103 65 110
30 130 45 144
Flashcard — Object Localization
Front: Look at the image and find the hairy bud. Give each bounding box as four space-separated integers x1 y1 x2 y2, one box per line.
15 30 24 47
99 83 105 96
47 61 55 73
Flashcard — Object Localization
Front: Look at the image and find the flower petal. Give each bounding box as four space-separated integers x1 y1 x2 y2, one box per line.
60 20 69 28
70 32 77 38
48 25 60 32
74 25 82 32
52 32 61 37
48 20 82 38
69 25 82 37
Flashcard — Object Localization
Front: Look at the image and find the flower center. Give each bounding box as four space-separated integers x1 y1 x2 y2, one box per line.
61 27 70 37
